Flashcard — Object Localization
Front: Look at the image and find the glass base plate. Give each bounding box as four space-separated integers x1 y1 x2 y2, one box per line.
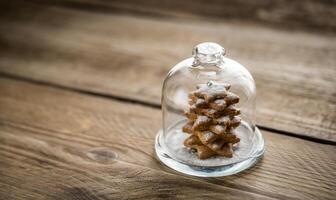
155 127 265 177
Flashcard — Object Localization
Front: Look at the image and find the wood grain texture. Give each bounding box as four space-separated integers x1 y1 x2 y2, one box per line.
11 0 336 32
0 77 335 199
1 132 270 200
0 3 335 142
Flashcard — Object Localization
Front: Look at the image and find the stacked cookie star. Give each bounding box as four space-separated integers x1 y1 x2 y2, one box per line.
182 82 241 159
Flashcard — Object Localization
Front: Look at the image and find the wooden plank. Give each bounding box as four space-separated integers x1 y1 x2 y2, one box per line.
1 132 270 200
7 0 336 32
0 77 335 199
0 3 335 142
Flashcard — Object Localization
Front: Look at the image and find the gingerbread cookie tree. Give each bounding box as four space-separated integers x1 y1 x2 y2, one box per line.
182 82 241 159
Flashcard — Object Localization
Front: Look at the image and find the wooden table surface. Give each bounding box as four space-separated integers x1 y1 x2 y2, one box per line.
0 1 335 199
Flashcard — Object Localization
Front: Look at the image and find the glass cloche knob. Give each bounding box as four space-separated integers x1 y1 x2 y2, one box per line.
155 42 265 177
192 42 225 66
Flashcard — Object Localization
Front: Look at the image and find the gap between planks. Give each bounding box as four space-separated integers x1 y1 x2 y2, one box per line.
0 72 335 146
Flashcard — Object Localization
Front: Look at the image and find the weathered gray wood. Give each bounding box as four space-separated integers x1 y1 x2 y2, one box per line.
0 3 335 142
9 0 336 32
1 133 271 200
0 77 335 199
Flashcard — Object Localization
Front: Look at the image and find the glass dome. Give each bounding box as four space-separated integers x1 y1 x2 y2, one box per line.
155 42 265 177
